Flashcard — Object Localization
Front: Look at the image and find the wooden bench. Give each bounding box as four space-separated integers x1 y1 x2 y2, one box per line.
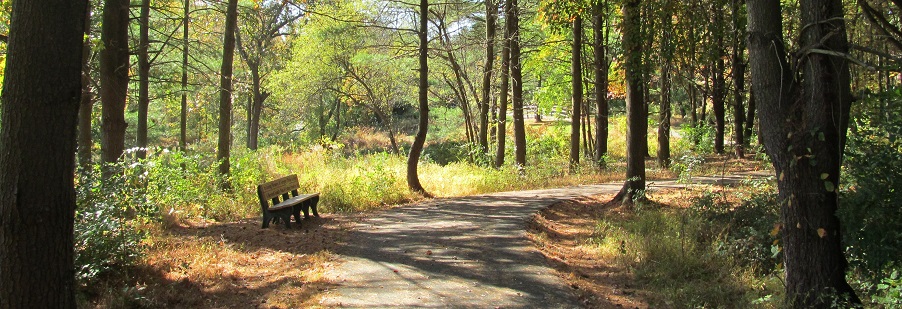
256 175 320 229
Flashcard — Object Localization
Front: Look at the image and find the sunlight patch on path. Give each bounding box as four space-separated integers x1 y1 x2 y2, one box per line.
320 173 768 308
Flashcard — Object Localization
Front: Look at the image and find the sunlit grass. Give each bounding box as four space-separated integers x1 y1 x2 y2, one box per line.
151 115 705 223
590 190 783 308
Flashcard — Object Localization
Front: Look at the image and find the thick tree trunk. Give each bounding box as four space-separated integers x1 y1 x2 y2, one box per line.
137 0 150 159
407 0 430 196
615 0 645 202
218 0 239 179
731 0 746 158
747 0 859 306
180 0 189 151
510 0 526 168
494 0 512 168
0 0 87 306
570 15 583 170
479 0 496 154
100 0 130 167
593 0 609 166
78 5 93 171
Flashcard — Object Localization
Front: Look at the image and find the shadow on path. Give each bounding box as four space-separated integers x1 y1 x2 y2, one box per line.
320 172 770 308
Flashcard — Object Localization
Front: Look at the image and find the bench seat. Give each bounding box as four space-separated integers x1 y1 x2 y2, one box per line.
257 175 320 229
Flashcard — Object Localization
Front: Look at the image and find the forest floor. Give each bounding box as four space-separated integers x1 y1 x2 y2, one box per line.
102 156 768 308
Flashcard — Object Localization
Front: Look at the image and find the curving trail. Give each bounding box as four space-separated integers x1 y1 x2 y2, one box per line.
320 174 764 308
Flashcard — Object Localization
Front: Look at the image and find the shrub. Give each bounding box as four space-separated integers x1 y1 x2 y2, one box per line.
423 140 469 166
840 117 902 304
680 123 715 154
690 185 781 274
74 158 154 286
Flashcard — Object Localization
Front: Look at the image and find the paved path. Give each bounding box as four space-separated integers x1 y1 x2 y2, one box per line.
320 174 768 308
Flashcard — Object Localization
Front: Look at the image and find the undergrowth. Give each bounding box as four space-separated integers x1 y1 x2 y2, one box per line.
592 183 784 308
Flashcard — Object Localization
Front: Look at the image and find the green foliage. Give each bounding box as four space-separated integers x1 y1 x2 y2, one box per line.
839 106 902 305
679 123 716 154
74 159 154 286
670 153 706 183
872 270 902 307
423 140 470 166
527 123 570 162
690 185 781 274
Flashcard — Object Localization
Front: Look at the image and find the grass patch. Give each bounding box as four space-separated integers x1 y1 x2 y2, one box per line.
529 181 785 308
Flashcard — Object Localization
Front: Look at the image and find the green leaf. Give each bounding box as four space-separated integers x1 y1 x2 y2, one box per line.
824 181 835 192
820 173 829 180
818 132 825 141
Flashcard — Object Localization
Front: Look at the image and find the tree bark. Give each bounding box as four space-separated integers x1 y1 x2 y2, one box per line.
494 0 513 168
137 0 151 159
218 0 239 179
615 0 645 202
180 0 189 151
593 0 609 166
100 0 130 167
479 0 496 154
712 0 726 154
407 0 431 196
246 64 268 150
744 86 756 147
658 2 673 168
731 0 746 158
0 0 87 306
78 4 94 171
747 0 859 306
570 15 583 170
510 0 526 168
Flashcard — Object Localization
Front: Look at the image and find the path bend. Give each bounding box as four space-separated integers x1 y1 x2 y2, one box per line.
320 174 766 308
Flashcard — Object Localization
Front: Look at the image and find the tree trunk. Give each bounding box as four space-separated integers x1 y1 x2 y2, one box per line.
479 0 496 154
218 0 239 180
731 0 745 158
712 0 726 154
510 0 526 168
78 4 94 171
570 15 583 170
744 87 756 147
494 0 512 168
407 0 430 196
247 65 268 150
690 82 698 126
100 0 130 168
137 0 150 159
0 0 87 306
615 0 645 202
593 0 609 166
658 2 673 168
747 0 860 306
180 0 189 151
332 97 342 141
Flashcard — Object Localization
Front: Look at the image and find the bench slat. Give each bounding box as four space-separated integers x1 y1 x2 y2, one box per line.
269 193 320 211
258 175 300 202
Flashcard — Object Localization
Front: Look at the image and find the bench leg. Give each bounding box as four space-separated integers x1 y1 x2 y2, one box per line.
311 196 320 218
291 207 303 227
279 211 293 229
262 212 271 228
301 196 320 219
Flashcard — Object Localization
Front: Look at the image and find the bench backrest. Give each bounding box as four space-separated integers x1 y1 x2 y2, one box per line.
257 175 300 208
